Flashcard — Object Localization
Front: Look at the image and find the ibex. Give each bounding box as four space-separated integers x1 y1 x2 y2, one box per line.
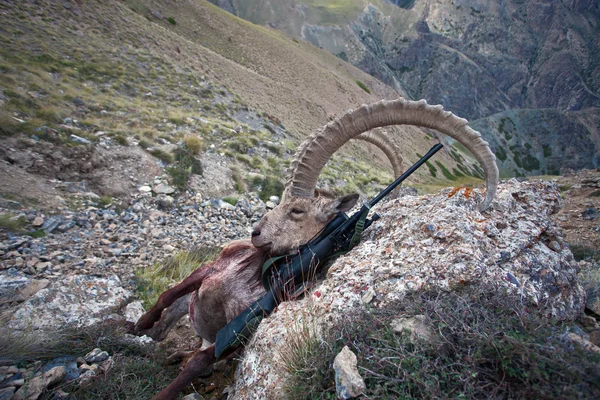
134 98 499 400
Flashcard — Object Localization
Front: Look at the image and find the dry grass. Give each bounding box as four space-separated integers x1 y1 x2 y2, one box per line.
282 284 600 399
183 134 204 155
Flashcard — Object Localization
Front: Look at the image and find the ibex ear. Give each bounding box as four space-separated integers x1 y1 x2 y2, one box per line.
319 193 359 222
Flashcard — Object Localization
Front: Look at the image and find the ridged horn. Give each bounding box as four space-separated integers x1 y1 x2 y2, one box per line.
356 129 404 179
284 98 499 211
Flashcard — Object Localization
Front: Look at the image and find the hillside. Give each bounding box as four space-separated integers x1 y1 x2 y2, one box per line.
0 0 484 209
211 0 600 176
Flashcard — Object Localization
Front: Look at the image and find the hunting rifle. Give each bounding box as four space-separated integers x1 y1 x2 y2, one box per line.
215 143 444 358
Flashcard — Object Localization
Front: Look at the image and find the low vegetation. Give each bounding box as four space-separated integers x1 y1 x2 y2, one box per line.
0 213 28 233
355 79 371 94
0 317 180 399
167 147 203 190
136 247 221 309
281 284 600 399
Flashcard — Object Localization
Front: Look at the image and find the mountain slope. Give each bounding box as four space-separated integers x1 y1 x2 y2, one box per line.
211 0 600 173
1 0 484 207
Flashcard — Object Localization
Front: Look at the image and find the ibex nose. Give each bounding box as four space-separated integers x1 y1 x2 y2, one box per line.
251 228 261 237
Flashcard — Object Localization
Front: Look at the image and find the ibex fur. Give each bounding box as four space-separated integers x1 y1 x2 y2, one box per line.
134 98 499 400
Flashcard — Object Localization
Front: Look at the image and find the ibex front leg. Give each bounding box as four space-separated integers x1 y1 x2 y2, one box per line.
134 264 214 333
151 345 239 400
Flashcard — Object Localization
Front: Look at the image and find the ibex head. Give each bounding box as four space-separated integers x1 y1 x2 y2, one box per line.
252 98 500 256
251 193 359 256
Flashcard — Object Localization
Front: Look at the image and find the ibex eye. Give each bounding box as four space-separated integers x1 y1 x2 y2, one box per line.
290 208 304 215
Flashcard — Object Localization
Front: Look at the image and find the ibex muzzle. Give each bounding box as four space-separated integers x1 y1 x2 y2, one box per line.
251 194 360 256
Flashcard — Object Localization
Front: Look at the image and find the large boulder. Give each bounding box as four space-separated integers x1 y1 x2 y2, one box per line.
230 179 585 398
7 275 132 330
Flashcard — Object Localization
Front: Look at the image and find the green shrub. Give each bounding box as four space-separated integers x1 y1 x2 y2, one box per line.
231 166 246 192
451 168 465 178
222 196 238 206
355 80 371 94
166 147 203 189
426 161 437 177
249 175 284 201
167 17 176 25
435 161 457 181
114 135 128 146
0 214 27 233
138 138 152 149
148 149 173 163
495 146 507 161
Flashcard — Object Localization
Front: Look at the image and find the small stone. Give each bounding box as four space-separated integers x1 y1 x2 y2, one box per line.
153 183 175 195
567 332 600 354
31 217 44 227
162 244 175 252
0 367 18 375
138 185 152 193
41 216 62 233
361 288 375 304
78 364 98 374
124 301 145 324
585 284 600 315
182 394 202 400
0 387 16 400
156 195 174 210
52 389 71 399
56 220 75 233
333 346 365 399
391 315 436 343
13 366 65 400
580 315 598 328
265 201 276 209
83 348 109 363
35 262 52 273
268 195 280 205
69 134 91 145
18 279 50 301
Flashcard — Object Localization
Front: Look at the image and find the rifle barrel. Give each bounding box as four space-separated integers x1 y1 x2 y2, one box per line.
369 143 443 207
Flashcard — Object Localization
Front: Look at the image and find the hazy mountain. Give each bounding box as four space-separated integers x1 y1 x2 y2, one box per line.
210 0 600 175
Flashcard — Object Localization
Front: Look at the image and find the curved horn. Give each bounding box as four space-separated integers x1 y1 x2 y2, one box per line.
284 98 499 211
356 129 404 179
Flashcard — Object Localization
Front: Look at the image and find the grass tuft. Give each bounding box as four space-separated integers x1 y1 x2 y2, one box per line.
0 213 28 233
183 134 203 155
166 147 203 190
136 247 221 309
148 149 174 164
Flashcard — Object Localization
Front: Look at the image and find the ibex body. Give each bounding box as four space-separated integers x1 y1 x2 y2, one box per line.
134 98 500 400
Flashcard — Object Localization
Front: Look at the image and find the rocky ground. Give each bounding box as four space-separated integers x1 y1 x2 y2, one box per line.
551 169 600 258
0 169 272 399
0 164 598 399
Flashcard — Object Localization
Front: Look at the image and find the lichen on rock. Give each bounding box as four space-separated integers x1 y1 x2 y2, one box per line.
230 179 586 398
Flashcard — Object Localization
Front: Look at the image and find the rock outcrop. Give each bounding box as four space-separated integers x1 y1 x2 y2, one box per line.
230 179 585 398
